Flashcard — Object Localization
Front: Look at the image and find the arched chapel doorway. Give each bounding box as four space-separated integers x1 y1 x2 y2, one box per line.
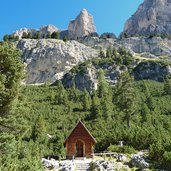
76 140 84 157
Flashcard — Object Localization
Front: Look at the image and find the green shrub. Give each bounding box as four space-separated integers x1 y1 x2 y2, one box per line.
163 151 171 170
108 144 136 154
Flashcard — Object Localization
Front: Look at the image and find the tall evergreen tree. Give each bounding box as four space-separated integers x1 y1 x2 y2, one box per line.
101 96 112 120
90 93 101 119
82 90 91 111
97 69 109 98
51 31 60 39
56 81 68 105
0 42 26 170
141 103 150 123
164 75 171 95
142 81 155 111
32 115 46 142
0 42 24 116
116 71 136 128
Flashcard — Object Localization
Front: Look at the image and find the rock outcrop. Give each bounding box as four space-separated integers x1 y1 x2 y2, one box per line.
68 9 96 39
13 25 59 39
133 61 171 81
14 28 37 39
124 0 171 37
62 61 127 91
16 39 98 84
117 37 171 57
80 36 171 58
131 154 149 170
42 158 75 171
39 25 59 38
62 60 171 91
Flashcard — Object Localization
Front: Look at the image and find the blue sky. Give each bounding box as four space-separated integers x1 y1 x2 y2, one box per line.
0 0 143 39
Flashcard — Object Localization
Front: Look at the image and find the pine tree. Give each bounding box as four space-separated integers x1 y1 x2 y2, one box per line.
106 46 112 58
27 32 32 39
35 31 40 39
32 115 46 142
0 42 26 170
101 96 112 120
116 71 136 128
48 132 65 156
3 34 9 41
82 90 91 111
141 103 150 122
0 42 24 116
90 93 101 119
164 75 171 95
51 31 60 39
22 32 28 39
46 32 51 39
97 69 109 98
56 81 68 105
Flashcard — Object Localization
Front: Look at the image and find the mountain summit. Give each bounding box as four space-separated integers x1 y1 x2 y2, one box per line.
124 0 171 37
68 9 96 39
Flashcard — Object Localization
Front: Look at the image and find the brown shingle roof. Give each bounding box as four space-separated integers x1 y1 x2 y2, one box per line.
64 120 97 144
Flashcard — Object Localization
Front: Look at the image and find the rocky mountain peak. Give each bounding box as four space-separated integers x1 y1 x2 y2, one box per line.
80 8 89 14
68 9 96 39
123 0 171 37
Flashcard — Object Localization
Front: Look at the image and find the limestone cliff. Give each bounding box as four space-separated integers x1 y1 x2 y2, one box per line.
16 39 98 84
80 36 171 58
124 0 171 37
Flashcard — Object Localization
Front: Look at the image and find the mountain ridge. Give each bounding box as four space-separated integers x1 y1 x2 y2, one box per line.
3 2 171 87
124 0 171 37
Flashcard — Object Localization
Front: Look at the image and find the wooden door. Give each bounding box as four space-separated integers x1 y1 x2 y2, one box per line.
76 140 84 157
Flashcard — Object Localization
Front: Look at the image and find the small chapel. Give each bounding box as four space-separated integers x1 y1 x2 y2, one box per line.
64 120 97 159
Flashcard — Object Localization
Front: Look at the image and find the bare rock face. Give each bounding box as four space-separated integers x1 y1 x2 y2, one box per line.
80 36 171 58
62 62 126 91
14 28 37 39
124 0 171 37
62 59 171 91
16 39 98 84
68 9 96 39
133 61 171 81
13 25 59 39
39 25 59 37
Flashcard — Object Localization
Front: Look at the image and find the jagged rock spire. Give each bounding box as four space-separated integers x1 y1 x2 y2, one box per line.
68 9 96 39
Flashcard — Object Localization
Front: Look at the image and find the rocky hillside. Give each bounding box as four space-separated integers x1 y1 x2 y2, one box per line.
124 0 171 37
61 56 171 91
4 2 171 87
16 39 98 84
15 36 171 85
80 36 171 58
